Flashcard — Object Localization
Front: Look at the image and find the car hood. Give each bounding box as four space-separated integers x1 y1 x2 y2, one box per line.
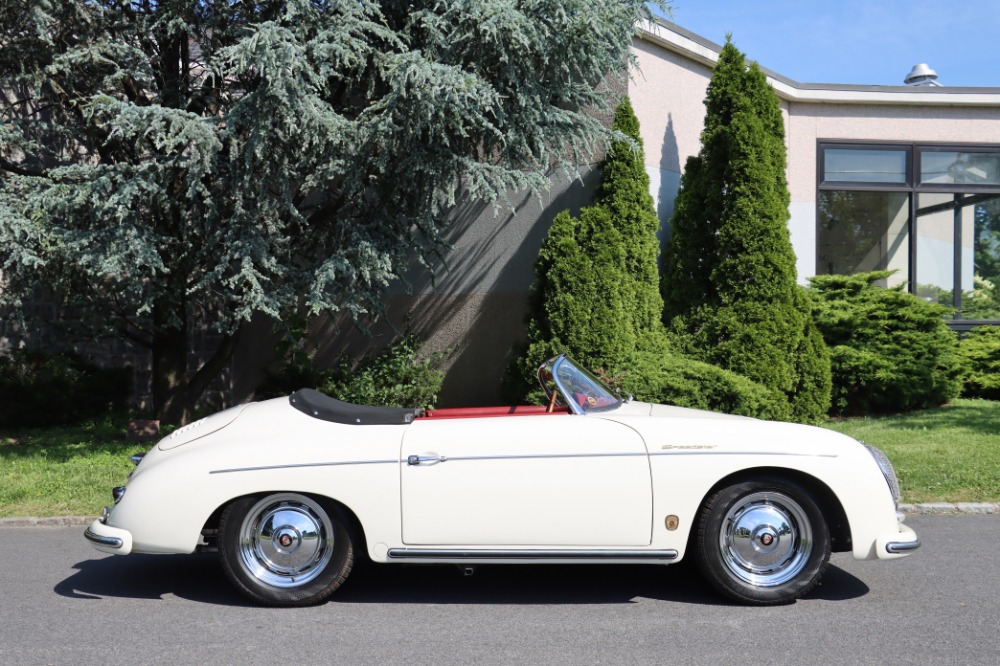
615 400 754 421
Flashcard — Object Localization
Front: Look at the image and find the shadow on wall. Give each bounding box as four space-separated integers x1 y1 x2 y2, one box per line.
657 114 682 248
301 168 603 407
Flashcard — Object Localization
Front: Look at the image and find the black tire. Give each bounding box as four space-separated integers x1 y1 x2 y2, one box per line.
219 492 353 607
695 476 831 605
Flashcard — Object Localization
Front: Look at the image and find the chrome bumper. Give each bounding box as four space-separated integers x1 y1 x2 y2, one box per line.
875 522 920 559
886 539 921 554
84 526 123 549
84 511 133 555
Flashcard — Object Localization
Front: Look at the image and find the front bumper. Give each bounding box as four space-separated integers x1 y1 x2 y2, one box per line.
876 522 920 559
84 512 133 555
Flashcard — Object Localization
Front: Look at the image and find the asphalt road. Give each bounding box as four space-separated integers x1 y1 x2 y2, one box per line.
1 515 997 666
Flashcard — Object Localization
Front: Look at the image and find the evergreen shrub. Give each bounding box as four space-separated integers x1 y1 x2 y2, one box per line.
660 40 830 423
319 337 444 410
508 98 669 399
789 288 835 422
260 335 444 410
618 351 790 421
0 351 131 428
957 326 1000 399
809 271 962 415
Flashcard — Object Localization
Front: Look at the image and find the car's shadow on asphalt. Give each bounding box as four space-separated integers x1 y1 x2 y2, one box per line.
56 554 869 607
56 553 247 606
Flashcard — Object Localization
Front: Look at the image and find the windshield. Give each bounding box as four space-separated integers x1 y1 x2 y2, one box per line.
537 355 623 414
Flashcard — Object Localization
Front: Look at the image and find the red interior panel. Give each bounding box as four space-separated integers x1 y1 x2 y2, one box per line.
418 405 570 419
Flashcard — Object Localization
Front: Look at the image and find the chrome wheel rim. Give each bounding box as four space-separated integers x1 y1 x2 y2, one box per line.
238 494 334 588
719 491 812 588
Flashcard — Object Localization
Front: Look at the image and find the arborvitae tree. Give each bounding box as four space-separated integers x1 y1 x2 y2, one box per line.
662 40 831 422
0 0 653 423
510 97 669 395
597 98 666 342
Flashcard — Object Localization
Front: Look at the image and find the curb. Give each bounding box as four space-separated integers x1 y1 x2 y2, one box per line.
1 504 999 527
900 502 999 515
0 516 96 527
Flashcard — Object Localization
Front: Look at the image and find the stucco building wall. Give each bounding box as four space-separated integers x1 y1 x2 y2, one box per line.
631 20 1000 284
785 104 1000 277
305 168 602 407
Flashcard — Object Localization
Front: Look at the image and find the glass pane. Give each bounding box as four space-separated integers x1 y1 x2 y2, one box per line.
915 193 955 309
966 195 1000 319
920 150 1000 186
823 148 908 184
817 191 909 286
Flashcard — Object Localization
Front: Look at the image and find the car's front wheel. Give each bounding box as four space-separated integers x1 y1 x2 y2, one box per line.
695 477 830 605
219 493 353 606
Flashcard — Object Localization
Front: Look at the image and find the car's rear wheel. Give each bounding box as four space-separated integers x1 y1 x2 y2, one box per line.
219 492 353 606
695 477 830 605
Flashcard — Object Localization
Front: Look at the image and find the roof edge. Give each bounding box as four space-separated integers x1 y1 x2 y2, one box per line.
637 17 1000 107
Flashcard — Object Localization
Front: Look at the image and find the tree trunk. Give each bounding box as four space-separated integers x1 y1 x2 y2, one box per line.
152 298 191 426
151 290 245 426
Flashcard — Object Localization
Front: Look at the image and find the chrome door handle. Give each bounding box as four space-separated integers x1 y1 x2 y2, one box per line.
407 454 446 466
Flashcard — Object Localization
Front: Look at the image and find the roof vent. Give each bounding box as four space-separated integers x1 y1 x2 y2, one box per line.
904 63 941 86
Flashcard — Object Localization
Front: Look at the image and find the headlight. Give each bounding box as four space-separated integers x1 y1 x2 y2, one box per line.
864 444 900 508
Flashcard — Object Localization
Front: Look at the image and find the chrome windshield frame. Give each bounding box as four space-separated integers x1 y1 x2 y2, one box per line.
537 354 623 415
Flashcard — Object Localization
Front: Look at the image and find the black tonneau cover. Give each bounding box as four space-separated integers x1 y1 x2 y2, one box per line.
289 388 420 425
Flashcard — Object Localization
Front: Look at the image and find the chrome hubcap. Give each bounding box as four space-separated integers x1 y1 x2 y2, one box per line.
238 494 334 588
720 492 812 587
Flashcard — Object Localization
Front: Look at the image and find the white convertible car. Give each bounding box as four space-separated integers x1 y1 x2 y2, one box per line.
86 354 919 606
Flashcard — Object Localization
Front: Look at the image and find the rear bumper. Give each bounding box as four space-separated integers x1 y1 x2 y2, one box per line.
84 517 133 555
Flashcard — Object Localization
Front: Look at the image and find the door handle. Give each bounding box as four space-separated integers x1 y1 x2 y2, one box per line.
407 454 447 466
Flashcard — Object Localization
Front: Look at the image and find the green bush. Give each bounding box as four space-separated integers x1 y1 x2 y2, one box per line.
0 351 131 428
507 97 670 400
809 271 962 415
957 326 1000 399
660 40 830 423
667 291 831 423
789 288 835 423
260 335 444 410
318 337 444 410
618 352 790 421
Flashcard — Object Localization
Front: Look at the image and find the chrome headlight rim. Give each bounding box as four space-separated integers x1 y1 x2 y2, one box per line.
863 443 901 508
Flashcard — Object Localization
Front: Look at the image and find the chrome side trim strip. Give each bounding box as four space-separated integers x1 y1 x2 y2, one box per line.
886 539 921 554
210 450 838 475
443 452 646 464
387 548 678 561
209 459 397 475
649 451 838 459
425 451 837 464
84 527 123 549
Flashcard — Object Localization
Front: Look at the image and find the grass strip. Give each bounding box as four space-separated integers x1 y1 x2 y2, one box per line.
823 398 1000 503
0 420 147 518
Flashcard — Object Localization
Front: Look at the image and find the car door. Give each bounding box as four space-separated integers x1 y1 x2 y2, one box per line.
400 414 653 547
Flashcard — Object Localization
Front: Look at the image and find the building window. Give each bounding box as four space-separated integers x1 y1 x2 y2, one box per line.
920 148 1000 186
822 147 909 185
817 142 1000 323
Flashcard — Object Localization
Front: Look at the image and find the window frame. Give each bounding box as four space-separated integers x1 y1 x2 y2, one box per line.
818 143 913 189
817 140 1000 326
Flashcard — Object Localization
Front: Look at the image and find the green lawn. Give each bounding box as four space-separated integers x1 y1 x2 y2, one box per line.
0 420 148 518
2 399 999 517
823 398 1000 504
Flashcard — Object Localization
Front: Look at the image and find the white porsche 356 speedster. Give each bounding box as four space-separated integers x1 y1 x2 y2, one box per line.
86 354 919 606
